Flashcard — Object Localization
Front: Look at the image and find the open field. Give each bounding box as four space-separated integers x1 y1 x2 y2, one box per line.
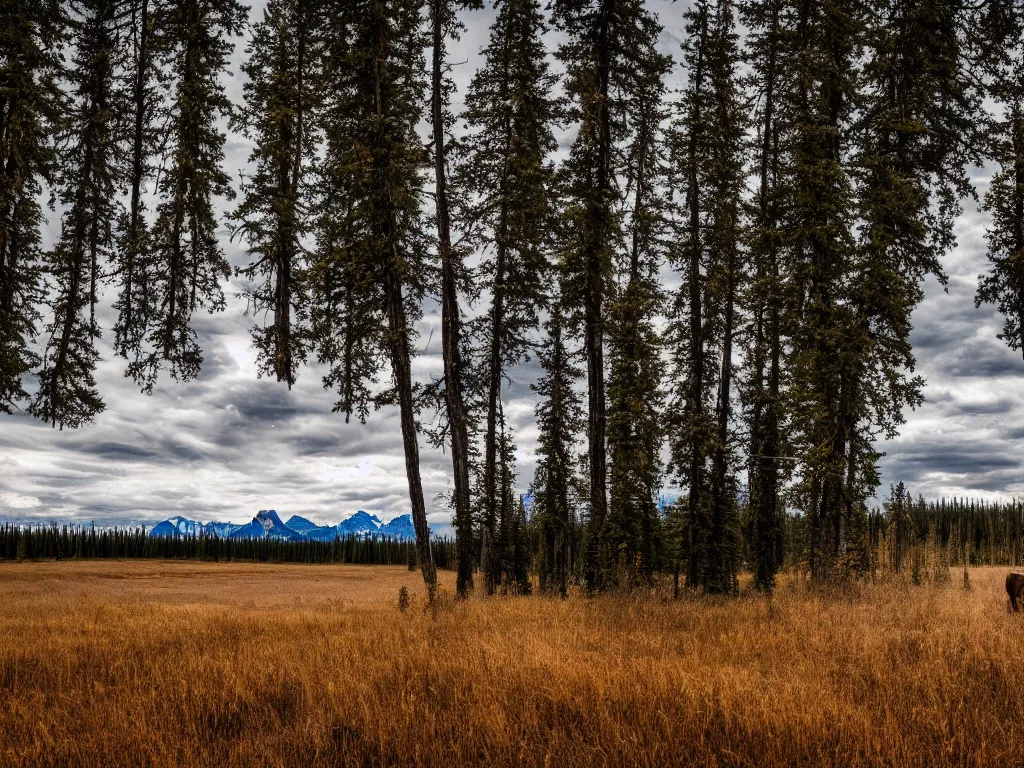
2 562 1024 767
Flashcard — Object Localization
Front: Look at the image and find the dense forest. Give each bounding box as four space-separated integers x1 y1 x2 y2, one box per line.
0 522 457 566
2 0 1024 595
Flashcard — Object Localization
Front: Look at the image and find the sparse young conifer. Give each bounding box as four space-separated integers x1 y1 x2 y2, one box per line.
531 301 583 597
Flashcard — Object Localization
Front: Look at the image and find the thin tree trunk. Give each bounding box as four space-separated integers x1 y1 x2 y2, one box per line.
385 270 438 595
817 1 849 571
481 28 516 595
1013 104 1024 331
551 317 569 597
431 0 473 597
274 22 293 385
752 0 781 591
122 0 149 348
274 0 307 388
709 244 735 593
371 17 437 598
482 232 507 593
685 8 708 589
165 193 182 358
583 0 612 591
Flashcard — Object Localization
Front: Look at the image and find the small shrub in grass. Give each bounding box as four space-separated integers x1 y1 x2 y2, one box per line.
398 586 410 612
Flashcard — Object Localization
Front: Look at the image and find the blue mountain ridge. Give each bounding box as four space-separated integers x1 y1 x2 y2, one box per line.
148 510 423 541
228 510 302 541
149 516 243 538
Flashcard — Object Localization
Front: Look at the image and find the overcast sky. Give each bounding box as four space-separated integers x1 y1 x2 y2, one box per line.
1 1 1021 532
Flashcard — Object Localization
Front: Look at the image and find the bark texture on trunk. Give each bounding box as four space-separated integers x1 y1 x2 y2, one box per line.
684 9 708 589
431 0 474 597
582 0 611 591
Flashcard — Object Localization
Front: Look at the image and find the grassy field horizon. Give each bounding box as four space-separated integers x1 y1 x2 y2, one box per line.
2 561 1023 767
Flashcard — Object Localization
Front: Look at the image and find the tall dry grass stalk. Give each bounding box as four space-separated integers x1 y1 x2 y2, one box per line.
2 561 1024 767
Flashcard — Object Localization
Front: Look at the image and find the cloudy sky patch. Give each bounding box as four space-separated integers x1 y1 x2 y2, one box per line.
2 1 1022 530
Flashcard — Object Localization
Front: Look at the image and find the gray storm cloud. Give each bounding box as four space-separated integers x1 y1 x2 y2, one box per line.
1 1 1021 528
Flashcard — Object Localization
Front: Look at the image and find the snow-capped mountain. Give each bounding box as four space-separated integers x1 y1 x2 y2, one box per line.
283 515 320 534
149 510 424 540
149 516 242 538
336 511 382 536
379 514 416 539
228 510 303 541
208 521 242 538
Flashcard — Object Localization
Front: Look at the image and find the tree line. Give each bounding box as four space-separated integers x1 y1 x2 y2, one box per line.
0 523 457 566
2 0 1024 597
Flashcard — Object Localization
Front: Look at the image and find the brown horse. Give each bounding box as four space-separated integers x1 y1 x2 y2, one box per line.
1007 573 1024 612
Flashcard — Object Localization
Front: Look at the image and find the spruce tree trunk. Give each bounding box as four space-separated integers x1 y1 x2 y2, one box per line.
384 270 438 595
431 0 474 597
274 75 293 385
583 1 611 591
482 233 507 594
270 0 307 389
1013 105 1024 346
123 0 149 346
751 0 781 591
818 3 848 575
480 13 518 595
51 15 110 425
759 263 782 579
369 12 437 597
708 248 735 594
551 318 569 598
684 9 708 589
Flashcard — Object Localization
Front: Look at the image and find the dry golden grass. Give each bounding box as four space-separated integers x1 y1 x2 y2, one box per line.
2 561 1024 767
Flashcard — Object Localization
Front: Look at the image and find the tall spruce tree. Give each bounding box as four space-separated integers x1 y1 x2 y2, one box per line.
977 25 1024 355
667 0 717 590
739 0 790 591
111 0 164 368
0 0 62 413
849 0 982 573
131 0 246 391
457 0 559 594
532 300 583 597
230 0 317 389
428 0 480 598
784 0 862 580
603 48 669 588
31 0 126 428
553 0 666 592
702 0 744 595
668 0 745 593
309 0 437 594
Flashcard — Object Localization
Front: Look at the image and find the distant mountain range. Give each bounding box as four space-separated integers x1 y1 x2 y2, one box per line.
148 510 420 541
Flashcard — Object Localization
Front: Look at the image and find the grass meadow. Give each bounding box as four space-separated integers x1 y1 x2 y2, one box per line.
1 561 1023 767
